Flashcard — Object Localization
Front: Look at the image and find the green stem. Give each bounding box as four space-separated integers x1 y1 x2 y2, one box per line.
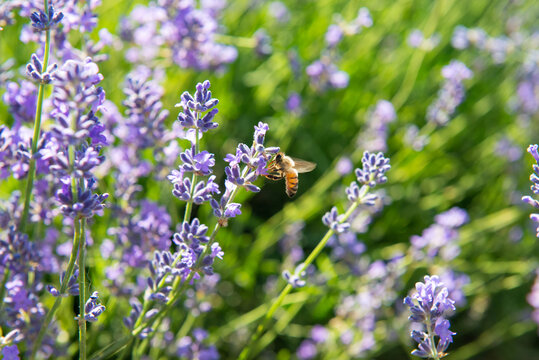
78 218 87 360
214 34 257 48
30 216 82 360
238 196 364 360
426 314 440 360
182 128 200 223
19 0 52 233
88 336 132 360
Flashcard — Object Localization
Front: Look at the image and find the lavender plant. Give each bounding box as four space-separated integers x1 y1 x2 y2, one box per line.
426 60 473 126
522 144 539 236
93 80 279 358
404 275 456 359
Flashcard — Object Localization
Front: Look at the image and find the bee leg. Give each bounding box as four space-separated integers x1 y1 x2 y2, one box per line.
264 169 284 181
265 172 284 181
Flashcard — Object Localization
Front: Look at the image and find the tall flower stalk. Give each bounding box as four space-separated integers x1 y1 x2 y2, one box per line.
19 2 62 233
30 56 108 359
238 151 391 360
404 275 456 359
93 81 277 359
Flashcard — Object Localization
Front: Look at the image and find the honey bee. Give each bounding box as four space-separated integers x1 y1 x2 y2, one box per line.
264 152 316 197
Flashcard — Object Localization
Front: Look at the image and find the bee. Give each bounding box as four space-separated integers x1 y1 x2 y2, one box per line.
264 152 316 197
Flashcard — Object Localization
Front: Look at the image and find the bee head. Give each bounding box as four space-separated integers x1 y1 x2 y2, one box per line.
275 153 283 161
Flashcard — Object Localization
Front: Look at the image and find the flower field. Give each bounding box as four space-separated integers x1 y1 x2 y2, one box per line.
1 0 538 359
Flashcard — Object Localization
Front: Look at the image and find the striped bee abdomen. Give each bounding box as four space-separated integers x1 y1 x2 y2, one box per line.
285 169 299 197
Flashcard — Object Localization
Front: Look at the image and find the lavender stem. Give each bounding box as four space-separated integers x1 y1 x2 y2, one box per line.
31 217 82 360
78 218 87 360
19 0 51 233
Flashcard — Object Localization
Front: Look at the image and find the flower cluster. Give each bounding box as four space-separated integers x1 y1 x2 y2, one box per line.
322 152 390 241
404 275 456 359
354 151 391 188
214 121 279 223
408 29 440 51
126 81 223 334
30 4 63 32
426 60 473 126
20 1 107 63
527 271 539 329
176 328 219 360
356 100 397 152
306 7 372 91
100 68 180 209
45 57 108 219
120 0 237 70
522 144 539 237
169 81 221 205
515 53 539 116
451 26 513 64
324 7 373 48
282 263 307 288
83 291 106 322
410 207 468 261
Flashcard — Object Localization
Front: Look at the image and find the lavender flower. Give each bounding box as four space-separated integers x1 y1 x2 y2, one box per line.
172 174 220 204
20 1 104 63
282 263 307 288
515 53 539 116
306 59 349 91
451 26 487 50
355 151 391 187
121 1 237 70
0 226 39 274
325 24 344 48
221 121 279 197
2 80 37 125
494 137 522 162
56 178 108 219
286 92 302 114
84 291 106 322
522 144 539 236
176 80 219 136
47 269 80 297
434 207 469 228
527 270 539 328
410 207 468 261
404 125 430 151
357 100 397 152
30 3 63 31
176 328 219 360
179 147 215 176
336 156 353 175
404 275 456 359
427 60 473 126
268 2 290 23
322 207 350 233
1 345 20 360
254 29 272 56
297 340 317 360
408 29 440 51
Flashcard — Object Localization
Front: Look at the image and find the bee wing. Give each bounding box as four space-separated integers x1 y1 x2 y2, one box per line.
291 158 317 173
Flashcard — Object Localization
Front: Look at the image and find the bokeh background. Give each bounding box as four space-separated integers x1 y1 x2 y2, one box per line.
1 0 539 359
